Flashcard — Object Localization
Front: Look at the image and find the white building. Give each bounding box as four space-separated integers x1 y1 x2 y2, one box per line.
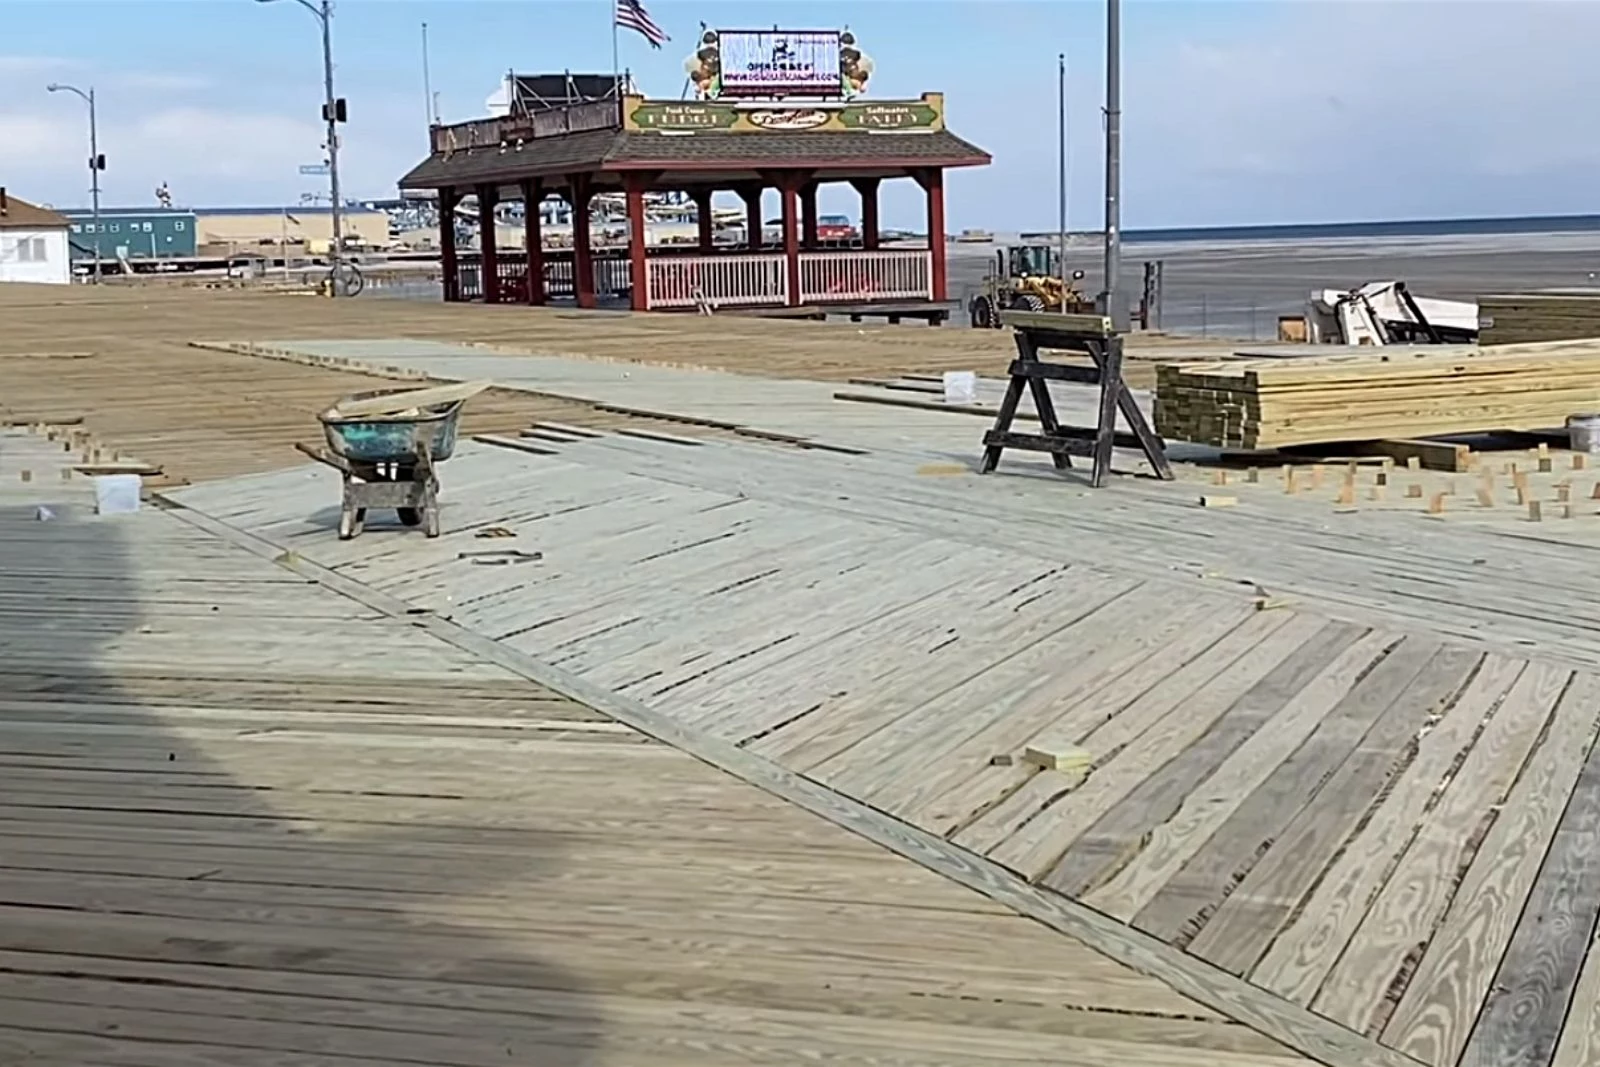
0 189 71 285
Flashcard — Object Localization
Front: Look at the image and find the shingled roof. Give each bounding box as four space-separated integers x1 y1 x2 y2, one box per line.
0 189 69 231
399 129 990 191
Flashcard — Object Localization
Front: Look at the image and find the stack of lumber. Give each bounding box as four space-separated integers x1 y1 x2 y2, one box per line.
1480 291 1600 345
1154 341 1600 449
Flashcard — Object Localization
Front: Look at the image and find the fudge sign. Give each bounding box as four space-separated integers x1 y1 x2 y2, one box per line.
718 30 841 97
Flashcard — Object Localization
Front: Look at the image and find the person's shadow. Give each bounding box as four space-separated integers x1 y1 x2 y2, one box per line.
0 473 601 1064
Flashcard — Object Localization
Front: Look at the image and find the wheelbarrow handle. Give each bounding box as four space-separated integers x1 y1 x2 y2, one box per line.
294 441 356 476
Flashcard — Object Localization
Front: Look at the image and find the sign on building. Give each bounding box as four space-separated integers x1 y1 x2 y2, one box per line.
685 29 873 100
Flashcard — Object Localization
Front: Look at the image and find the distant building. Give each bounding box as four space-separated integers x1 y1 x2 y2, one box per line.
191 206 391 253
0 188 71 284
59 207 198 262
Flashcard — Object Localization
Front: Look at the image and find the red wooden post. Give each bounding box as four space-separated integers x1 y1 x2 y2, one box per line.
477 182 500 304
800 181 819 249
520 178 545 306
916 168 947 302
570 174 596 309
780 178 801 307
625 174 649 311
439 186 459 302
739 184 763 250
693 189 715 252
852 177 881 251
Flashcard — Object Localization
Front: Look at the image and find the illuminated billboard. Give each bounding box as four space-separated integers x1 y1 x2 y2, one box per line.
717 29 840 97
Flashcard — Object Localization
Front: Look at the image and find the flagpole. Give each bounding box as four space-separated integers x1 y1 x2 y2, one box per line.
611 0 621 97
1057 52 1067 313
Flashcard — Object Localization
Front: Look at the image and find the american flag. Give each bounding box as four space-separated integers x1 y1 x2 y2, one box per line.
615 0 668 49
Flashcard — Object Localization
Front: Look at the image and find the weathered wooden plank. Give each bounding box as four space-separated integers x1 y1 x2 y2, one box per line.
1247 654 1529 1005
1132 634 1444 946
1082 629 1403 923
1037 620 1372 901
1384 672 1600 1065
1186 645 1483 976
1457 727 1600 1067
1551 922 1600 1067
974 613 1335 876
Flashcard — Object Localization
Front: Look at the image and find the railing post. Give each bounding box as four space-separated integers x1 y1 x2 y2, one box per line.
439 185 459 302
476 182 500 304
625 173 649 311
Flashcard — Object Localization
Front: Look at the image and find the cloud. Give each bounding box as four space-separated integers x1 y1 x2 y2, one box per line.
113 72 214 92
0 55 76 76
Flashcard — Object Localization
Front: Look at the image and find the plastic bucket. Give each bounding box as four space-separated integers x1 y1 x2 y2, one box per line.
1568 413 1600 454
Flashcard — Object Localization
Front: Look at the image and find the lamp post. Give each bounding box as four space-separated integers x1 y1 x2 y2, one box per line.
1102 0 1124 329
47 82 103 283
256 0 347 295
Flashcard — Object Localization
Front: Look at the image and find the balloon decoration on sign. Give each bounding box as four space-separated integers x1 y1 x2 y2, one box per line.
839 30 873 97
684 28 722 99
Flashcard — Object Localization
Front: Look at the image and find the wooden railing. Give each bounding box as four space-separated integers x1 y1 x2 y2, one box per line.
799 250 932 304
456 250 630 303
431 99 621 154
644 254 788 310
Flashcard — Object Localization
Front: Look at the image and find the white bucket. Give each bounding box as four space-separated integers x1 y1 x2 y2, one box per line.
94 474 142 515
1568 413 1600 454
943 370 978 405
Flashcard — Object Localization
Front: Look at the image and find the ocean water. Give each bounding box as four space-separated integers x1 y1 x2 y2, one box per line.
1120 213 1600 245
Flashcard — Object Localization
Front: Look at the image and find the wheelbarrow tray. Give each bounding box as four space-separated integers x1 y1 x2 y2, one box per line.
319 390 464 465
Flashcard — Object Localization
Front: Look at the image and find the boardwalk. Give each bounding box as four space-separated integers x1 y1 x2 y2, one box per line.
0 432 1304 1066
171 429 1600 1067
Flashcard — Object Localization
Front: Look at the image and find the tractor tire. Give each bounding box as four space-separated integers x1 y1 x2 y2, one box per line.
1010 293 1047 313
968 295 996 328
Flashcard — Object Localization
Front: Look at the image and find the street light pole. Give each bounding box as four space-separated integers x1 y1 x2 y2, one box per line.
258 0 346 294
1102 0 1124 329
47 82 102 283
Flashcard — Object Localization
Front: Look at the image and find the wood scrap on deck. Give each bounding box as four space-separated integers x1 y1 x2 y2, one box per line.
328 380 492 418
1154 341 1600 450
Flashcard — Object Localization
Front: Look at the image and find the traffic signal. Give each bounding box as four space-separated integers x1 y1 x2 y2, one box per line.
90 154 105 171
322 98 348 123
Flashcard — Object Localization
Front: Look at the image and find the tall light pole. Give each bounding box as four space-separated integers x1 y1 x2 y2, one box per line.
1102 0 1125 329
257 0 347 295
47 82 104 283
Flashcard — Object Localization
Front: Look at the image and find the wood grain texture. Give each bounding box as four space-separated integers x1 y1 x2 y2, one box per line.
0 493 1320 1067
163 503 1418 1067
1039 620 1369 900
1248 654 1528 1005
1384 672 1600 1066
1458 728 1600 1067
1187 646 1482 976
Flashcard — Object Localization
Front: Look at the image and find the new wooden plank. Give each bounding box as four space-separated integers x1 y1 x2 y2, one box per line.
1034 620 1373 900
1458 728 1600 1067
1081 630 1404 923
752 570 1141 773
910 602 1264 838
1383 672 1600 1065
972 613 1337 875
1247 654 1529 1005
1185 646 1482 976
1132 634 1444 946
168 503 1414 1067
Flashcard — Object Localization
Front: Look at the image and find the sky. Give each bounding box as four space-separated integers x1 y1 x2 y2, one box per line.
2 0 1598 232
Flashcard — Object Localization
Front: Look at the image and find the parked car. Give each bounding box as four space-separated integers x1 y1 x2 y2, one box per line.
816 214 858 241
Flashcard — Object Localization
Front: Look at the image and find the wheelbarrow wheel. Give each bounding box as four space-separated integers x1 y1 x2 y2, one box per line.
397 507 422 527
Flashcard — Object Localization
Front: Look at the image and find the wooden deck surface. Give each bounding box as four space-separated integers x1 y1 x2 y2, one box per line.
168 434 1600 1067
0 436 1314 1066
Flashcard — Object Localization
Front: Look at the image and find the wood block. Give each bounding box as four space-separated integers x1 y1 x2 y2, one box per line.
1407 456 1421 470
1564 503 1575 520
1529 500 1543 522
1539 457 1554 473
1558 484 1572 503
1376 470 1390 486
1538 441 1551 458
1591 482 1600 501
916 463 970 477
1336 483 1355 506
1246 467 1260 483
1406 483 1424 498
1311 464 1326 488
1575 454 1589 471
1212 468 1230 486
1428 492 1447 514
19 469 30 483
1284 467 1297 494
1022 744 1092 773
1198 494 1237 508
1370 484 1385 501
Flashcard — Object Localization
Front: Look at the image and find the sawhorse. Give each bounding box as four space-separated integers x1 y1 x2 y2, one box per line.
979 309 1173 488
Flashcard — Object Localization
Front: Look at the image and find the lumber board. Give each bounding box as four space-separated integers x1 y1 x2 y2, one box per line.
327 379 492 417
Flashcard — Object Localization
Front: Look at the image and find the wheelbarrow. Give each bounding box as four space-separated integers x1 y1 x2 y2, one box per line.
295 387 467 540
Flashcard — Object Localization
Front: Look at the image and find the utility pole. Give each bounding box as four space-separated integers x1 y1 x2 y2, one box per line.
47 83 104 283
1102 0 1125 329
258 0 348 295
1057 52 1067 312
422 22 437 129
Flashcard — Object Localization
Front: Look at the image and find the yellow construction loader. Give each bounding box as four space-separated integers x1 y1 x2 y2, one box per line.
967 244 1094 327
